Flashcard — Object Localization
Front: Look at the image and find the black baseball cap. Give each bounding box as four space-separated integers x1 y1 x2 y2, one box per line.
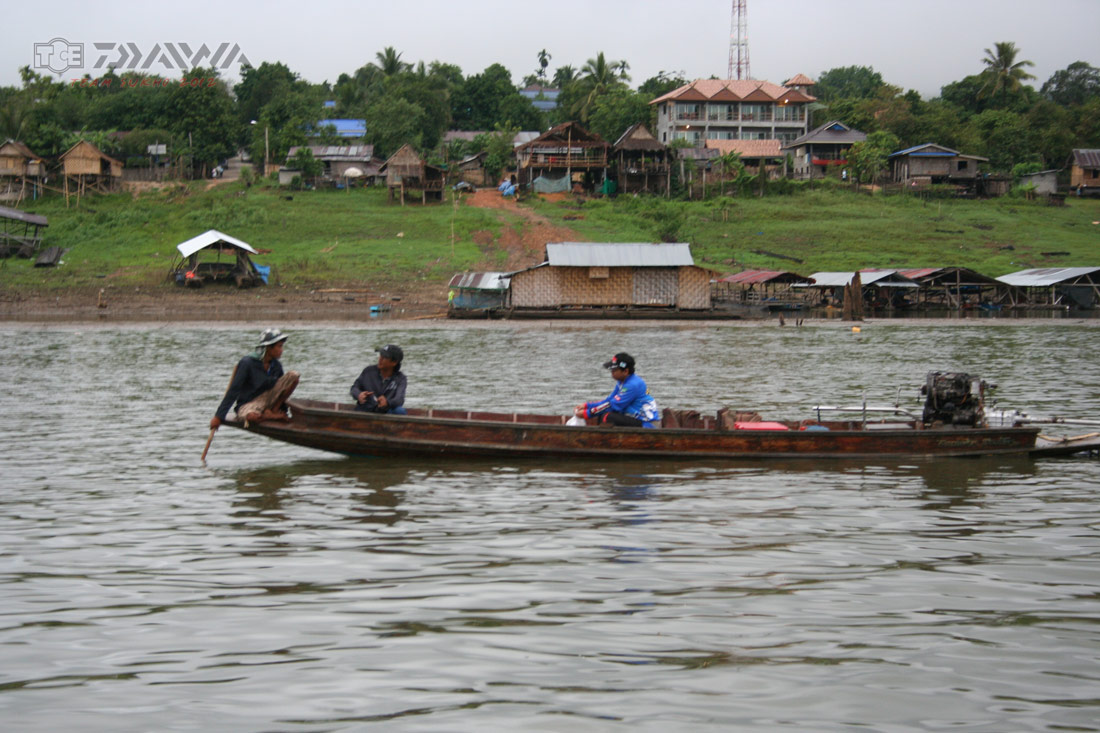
603 352 635 370
376 344 404 362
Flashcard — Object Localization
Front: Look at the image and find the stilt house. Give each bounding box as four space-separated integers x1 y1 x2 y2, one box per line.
383 144 444 203
59 140 123 198
0 140 45 203
612 124 670 195
515 122 609 193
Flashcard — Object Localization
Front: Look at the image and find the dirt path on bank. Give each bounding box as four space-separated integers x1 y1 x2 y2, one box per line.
462 189 582 271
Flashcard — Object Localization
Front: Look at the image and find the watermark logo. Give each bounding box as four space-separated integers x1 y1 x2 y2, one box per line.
34 38 251 75
34 37 84 74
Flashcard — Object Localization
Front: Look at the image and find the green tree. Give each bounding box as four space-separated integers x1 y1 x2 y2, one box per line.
452 64 537 131
289 146 323 181
1041 61 1100 106
847 130 898 187
573 52 629 122
537 49 551 81
979 41 1036 106
364 96 425 157
814 66 886 102
552 65 577 89
234 62 300 126
161 68 238 171
374 47 411 76
587 87 651 145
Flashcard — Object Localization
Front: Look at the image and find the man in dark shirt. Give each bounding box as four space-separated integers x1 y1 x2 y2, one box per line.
210 328 299 429
351 344 408 414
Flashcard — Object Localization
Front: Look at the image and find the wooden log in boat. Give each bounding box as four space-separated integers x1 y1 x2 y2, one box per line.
225 398 1062 461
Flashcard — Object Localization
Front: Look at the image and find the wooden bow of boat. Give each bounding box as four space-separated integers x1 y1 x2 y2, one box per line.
223 398 1066 461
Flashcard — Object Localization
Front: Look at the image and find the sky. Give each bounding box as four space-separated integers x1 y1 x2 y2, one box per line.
7 0 1100 99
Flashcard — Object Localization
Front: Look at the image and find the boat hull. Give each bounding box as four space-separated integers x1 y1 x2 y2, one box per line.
230 399 1043 460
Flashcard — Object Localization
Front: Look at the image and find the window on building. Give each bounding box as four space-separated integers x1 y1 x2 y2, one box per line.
957 160 968 171
673 130 702 144
774 105 804 122
740 104 772 122
707 104 736 122
675 103 702 121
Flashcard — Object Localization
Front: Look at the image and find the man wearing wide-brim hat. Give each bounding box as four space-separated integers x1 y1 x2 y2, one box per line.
210 328 300 429
350 344 408 414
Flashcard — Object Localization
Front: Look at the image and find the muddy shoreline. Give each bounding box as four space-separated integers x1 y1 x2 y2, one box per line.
1 289 1095 328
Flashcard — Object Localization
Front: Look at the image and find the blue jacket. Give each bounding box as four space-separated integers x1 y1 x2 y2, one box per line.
584 373 660 428
215 355 284 420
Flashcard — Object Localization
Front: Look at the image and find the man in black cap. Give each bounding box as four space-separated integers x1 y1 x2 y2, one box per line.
211 328 299 429
351 344 408 414
574 352 659 428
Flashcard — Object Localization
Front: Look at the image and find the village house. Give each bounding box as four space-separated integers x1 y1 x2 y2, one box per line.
781 120 867 180
509 242 713 313
519 84 560 112
1069 149 1100 194
704 139 785 179
0 140 45 203
649 77 816 147
611 124 671 195
888 143 987 190
382 144 445 204
515 122 609 193
59 139 123 200
283 145 383 185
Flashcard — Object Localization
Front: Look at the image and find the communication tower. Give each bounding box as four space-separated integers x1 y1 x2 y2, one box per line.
727 0 750 80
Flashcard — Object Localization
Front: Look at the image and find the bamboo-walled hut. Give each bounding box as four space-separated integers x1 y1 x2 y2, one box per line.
509 242 712 313
611 124 670 195
0 140 45 203
515 122 609 193
59 140 122 202
383 144 444 204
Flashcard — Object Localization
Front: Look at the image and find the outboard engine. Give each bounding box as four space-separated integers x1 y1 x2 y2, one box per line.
921 372 988 427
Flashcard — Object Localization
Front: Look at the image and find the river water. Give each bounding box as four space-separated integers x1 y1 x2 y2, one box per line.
2 321 1099 732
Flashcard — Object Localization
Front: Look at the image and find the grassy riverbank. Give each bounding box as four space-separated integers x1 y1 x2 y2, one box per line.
2 180 1099 300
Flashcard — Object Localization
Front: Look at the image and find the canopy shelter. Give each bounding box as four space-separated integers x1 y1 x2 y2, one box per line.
170 229 268 288
0 204 48 258
447 271 511 312
713 269 816 309
898 267 1012 310
795 269 918 309
996 267 1100 309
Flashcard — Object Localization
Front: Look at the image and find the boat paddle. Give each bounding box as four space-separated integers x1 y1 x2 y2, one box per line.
203 364 239 463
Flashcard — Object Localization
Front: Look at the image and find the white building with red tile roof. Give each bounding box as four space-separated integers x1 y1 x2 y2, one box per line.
649 77 816 147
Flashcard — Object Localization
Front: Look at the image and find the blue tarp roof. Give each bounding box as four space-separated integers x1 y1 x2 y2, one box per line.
315 119 366 137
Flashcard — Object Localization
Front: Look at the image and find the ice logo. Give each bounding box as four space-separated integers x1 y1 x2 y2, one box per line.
34 37 84 74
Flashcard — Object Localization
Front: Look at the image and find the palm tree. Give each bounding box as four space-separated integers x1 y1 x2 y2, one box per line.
552 65 577 89
374 47 410 76
573 52 627 122
537 49 551 81
978 41 1035 105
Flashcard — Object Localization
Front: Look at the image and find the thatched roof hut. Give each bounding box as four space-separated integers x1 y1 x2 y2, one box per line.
0 140 45 178
60 140 122 178
383 144 444 203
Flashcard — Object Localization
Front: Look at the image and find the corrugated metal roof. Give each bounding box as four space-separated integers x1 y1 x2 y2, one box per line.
0 205 48 227
176 229 258 258
448 272 510 290
716 269 814 285
801 270 918 288
996 267 1100 287
1072 149 1100 168
546 242 694 267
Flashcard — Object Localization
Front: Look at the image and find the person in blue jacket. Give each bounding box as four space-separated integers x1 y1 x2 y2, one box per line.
210 328 299 429
574 352 660 428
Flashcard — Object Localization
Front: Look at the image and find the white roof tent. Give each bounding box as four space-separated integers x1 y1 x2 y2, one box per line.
171 230 266 288
176 229 259 258
545 242 694 267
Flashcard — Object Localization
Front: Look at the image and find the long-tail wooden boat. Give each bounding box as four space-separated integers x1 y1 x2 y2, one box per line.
225 397 1100 460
